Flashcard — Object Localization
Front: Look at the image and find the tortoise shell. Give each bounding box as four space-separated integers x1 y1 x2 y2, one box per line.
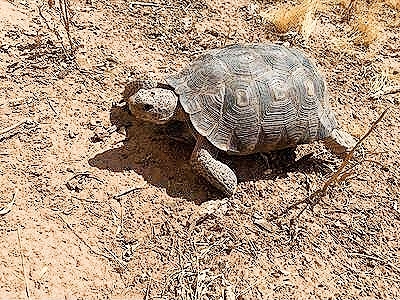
166 43 338 154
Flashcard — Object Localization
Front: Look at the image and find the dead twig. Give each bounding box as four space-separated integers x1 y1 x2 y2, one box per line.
144 278 152 300
47 99 58 115
58 0 75 52
68 172 104 183
103 247 128 271
60 213 128 271
113 184 148 199
37 5 69 57
370 86 400 99
129 1 160 7
349 252 400 274
319 108 388 195
71 195 99 203
17 226 30 300
341 0 357 22
58 213 113 260
66 172 104 192
127 0 196 11
271 108 389 220
237 277 265 298
0 189 18 216
0 118 34 136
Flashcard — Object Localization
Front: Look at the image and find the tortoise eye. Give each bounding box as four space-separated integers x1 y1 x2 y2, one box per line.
143 104 154 111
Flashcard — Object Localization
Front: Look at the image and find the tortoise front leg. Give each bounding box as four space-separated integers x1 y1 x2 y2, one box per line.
190 136 237 196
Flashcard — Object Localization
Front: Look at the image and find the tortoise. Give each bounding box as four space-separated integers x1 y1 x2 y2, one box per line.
124 43 356 196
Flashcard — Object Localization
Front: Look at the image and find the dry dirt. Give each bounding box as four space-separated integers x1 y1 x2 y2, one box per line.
0 0 399 299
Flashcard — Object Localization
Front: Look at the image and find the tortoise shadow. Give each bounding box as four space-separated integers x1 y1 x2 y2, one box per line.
88 106 333 202
88 106 218 203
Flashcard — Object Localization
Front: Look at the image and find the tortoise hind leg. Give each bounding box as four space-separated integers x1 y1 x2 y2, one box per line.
191 136 237 196
323 129 357 156
261 147 296 172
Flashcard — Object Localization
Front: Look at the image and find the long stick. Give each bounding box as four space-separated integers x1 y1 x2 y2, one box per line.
371 86 400 99
17 227 30 299
271 108 389 220
58 214 112 260
129 1 160 7
0 118 33 136
320 108 389 195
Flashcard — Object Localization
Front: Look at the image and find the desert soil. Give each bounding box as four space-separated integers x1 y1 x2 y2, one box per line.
0 0 399 299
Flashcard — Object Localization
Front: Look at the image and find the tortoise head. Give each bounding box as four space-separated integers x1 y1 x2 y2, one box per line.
127 88 178 124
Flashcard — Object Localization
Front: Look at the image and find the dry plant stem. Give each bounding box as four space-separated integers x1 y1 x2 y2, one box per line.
342 0 357 22
103 247 127 270
68 172 104 183
129 1 160 7
17 227 30 300
0 189 18 215
47 99 58 115
58 0 74 52
272 108 389 220
113 184 147 199
59 0 69 33
37 5 68 57
0 118 33 136
144 278 152 300
58 213 113 260
320 108 388 195
71 195 99 203
371 85 400 99
349 252 400 274
237 277 265 298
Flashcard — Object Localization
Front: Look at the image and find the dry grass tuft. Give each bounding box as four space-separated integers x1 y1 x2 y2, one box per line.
38 0 76 58
301 2 319 41
328 31 363 57
355 10 383 46
327 0 393 55
370 65 392 95
262 0 394 48
331 0 386 48
369 64 400 96
260 0 320 36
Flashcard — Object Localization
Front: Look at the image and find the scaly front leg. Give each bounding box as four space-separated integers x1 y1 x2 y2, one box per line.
190 136 237 196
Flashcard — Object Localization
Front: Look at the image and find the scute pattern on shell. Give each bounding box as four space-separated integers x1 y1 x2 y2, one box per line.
166 44 338 154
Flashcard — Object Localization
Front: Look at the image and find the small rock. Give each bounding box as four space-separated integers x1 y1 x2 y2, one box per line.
68 130 77 139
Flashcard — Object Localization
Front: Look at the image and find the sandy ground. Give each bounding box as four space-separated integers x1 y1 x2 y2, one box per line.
0 0 399 298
